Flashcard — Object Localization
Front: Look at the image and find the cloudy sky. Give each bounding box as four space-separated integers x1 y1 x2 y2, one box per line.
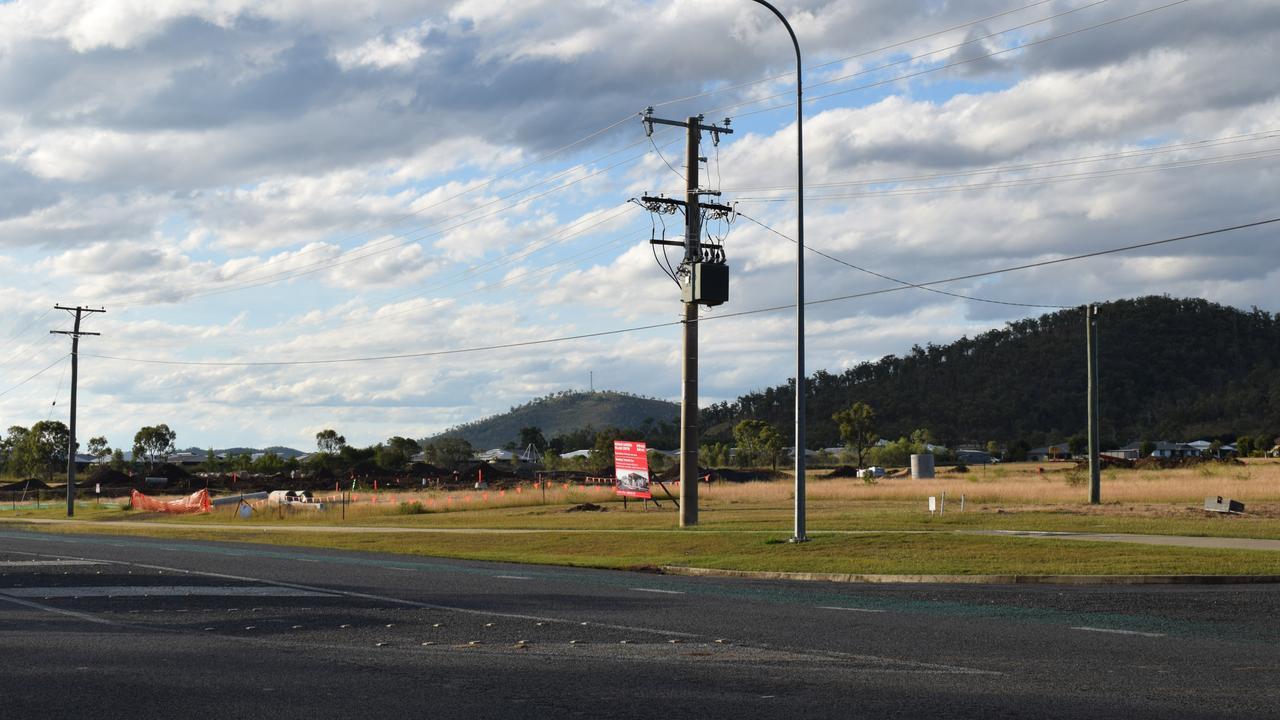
1 0 1277 451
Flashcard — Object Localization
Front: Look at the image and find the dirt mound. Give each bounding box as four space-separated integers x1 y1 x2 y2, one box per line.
709 468 788 483
565 502 608 513
1132 455 1245 470
0 478 50 492
84 467 133 486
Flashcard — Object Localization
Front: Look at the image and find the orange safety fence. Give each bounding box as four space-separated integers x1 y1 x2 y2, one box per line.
131 488 212 514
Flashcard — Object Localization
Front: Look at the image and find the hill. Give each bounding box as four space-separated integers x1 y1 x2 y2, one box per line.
701 296 1280 448
432 391 680 449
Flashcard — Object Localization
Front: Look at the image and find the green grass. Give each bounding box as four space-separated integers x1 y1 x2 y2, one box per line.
10 521 1280 576
4 490 1279 576
15 495 1270 539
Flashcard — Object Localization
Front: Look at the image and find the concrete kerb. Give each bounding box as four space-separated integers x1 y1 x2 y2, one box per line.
661 565 1280 586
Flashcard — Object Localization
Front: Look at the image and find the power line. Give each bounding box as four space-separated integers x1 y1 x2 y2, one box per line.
105 140 673 308
736 212 1072 309
736 145 1280 203
724 129 1280 193
82 217 1278 368
0 353 71 398
650 0 1065 111
723 0 1192 120
89 3 1130 310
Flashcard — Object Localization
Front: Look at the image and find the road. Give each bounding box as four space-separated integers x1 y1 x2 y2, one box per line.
1 529 1277 719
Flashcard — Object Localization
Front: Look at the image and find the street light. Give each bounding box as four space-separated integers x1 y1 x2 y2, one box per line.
747 0 807 542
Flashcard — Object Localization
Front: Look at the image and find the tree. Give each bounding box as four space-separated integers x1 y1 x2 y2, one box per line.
832 402 878 466
133 424 177 469
12 421 71 481
377 436 421 470
0 426 30 474
589 428 626 470
315 429 346 455
1068 434 1088 457
518 426 547 453
733 420 783 469
87 436 111 462
1236 436 1256 457
422 437 474 469
1139 439 1155 458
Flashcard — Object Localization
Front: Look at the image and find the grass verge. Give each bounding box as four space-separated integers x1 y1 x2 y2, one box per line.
12 521 1280 576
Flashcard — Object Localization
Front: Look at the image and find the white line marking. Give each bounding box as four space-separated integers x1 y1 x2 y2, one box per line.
0 592 119 625
632 588 685 595
3 586 336 599
818 605 886 613
495 575 532 580
386 567 415 572
1072 626 1165 638
0 560 103 567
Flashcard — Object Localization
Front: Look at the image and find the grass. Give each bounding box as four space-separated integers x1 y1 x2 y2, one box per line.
13 521 1280 576
4 461 1279 576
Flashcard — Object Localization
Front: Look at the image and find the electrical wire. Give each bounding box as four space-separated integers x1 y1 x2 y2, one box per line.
736 146 1280 203
736 212 1072 309
81 216 1279 368
722 0 1192 120
45 355 70 422
724 129 1280 193
0 353 70 399
649 0 1065 111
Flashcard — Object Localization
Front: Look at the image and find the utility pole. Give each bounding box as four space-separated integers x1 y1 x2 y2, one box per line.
1086 305 1101 504
639 109 732 528
51 305 105 517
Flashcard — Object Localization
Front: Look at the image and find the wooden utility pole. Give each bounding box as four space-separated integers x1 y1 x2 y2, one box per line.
51 305 104 517
639 110 732 528
1086 305 1101 504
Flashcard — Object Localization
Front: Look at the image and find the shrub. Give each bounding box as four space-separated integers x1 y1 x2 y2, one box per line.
396 501 427 515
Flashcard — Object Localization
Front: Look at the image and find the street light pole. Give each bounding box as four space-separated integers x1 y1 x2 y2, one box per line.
748 0 807 542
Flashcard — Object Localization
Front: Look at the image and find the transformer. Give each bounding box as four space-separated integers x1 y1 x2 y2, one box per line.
681 260 729 307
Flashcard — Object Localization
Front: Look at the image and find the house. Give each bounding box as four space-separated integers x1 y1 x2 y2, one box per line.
1268 445 1280 458
1101 448 1140 461
1027 444 1072 462
1188 440 1237 459
1148 442 1201 459
166 451 209 466
559 449 591 460
955 449 996 464
476 448 515 462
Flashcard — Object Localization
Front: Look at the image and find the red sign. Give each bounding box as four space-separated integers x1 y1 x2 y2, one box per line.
614 441 651 499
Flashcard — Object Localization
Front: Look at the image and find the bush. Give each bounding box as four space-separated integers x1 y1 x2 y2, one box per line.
396 501 427 515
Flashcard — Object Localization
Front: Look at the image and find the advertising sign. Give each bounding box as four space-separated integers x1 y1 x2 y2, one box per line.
613 440 651 499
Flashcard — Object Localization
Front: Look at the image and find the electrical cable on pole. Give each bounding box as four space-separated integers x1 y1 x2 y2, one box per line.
79 217 1280 369
638 107 733 528
50 305 104 518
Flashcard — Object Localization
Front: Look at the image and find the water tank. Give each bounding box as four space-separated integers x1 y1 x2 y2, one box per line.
911 453 935 479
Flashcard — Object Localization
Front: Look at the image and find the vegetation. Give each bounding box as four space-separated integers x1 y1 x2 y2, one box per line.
430 390 679 449
701 296 1280 450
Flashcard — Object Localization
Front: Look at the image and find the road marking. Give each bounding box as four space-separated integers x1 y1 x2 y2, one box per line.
386 566 416 572
0 592 120 625
818 605 886 613
0 560 103 568
2 586 337 598
495 575 532 580
1072 626 1165 638
632 588 685 595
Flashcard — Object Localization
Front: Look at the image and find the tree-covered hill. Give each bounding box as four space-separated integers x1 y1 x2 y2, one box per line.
701 296 1280 448
432 391 680 450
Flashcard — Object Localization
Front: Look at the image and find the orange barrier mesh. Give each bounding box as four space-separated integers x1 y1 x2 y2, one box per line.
131 489 212 514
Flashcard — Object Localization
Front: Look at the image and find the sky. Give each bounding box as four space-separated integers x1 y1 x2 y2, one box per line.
0 0 1277 452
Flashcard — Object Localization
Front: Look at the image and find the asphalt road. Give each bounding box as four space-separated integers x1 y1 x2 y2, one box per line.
1 529 1277 719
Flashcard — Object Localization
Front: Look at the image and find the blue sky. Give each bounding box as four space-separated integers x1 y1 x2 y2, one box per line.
1 0 1278 451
